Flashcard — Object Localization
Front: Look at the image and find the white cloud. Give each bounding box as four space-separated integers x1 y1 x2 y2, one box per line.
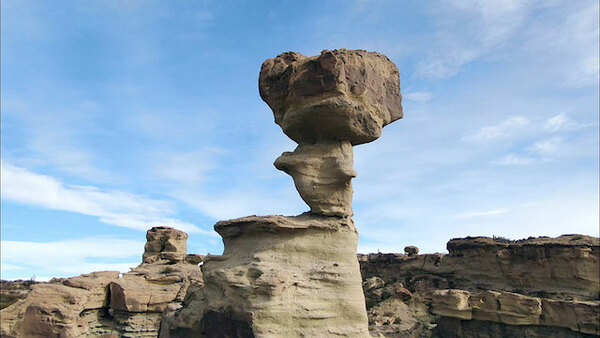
1 99 114 182
544 114 588 132
151 149 222 185
173 188 305 221
416 0 534 78
0 163 215 235
528 137 562 155
403 91 433 102
453 209 508 219
463 116 529 142
1 237 144 279
493 153 535 165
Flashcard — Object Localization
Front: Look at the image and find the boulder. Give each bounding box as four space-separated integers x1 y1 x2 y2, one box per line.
143 226 188 264
404 246 419 256
259 49 402 145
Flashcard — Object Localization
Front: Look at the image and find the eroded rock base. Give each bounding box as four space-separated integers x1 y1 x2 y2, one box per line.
201 214 370 337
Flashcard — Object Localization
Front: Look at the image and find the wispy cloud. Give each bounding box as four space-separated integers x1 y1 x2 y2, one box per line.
463 116 529 142
1 237 144 279
544 114 589 132
416 0 534 78
1 163 214 235
151 149 222 185
172 188 305 221
403 91 433 102
493 153 536 165
1 100 113 182
453 209 507 219
528 137 562 155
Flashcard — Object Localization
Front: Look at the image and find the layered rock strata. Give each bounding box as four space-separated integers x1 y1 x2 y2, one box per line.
359 234 600 337
199 214 368 337
0 227 203 338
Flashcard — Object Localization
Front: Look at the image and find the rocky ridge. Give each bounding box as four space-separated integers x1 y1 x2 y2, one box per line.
359 234 600 337
1 232 598 337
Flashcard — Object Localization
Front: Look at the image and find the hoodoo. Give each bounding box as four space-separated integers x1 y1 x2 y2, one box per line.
199 49 403 337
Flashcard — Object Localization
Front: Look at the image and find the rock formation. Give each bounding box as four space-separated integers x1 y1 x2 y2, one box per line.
192 49 403 337
260 49 403 217
359 234 600 337
0 227 203 338
2 233 598 337
3 49 597 338
143 227 188 264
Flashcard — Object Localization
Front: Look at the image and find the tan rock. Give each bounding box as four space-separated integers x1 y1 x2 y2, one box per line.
64 270 120 309
432 289 472 320
572 300 600 335
540 298 578 332
259 49 402 146
201 214 370 337
275 141 356 216
143 226 188 264
13 284 91 337
497 292 542 325
184 254 205 265
0 299 27 337
471 290 501 322
443 235 600 300
159 284 206 337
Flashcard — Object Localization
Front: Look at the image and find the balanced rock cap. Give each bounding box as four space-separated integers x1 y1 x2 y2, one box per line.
259 49 403 145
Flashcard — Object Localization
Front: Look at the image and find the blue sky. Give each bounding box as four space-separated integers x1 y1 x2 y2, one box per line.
2 0 598 280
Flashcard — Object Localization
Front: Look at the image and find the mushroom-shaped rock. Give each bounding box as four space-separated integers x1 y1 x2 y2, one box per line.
404 245 419 256
259 49 403 146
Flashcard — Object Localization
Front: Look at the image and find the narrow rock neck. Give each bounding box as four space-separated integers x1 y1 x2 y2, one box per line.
275 140 356 217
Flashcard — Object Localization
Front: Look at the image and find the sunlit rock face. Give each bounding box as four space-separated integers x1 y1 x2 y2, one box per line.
274 141 356 217
259 49 403 146
260 48 403 217
143 226 188 264
196 49 402 337
201 215 370 337
0 227 203 338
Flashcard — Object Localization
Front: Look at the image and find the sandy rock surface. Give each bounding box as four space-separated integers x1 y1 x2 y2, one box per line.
200 214 370 337
275 141 356 216
143 226 188 264
0 227 203 338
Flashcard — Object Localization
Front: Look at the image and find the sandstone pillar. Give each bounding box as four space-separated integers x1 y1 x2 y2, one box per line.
201 49 402 337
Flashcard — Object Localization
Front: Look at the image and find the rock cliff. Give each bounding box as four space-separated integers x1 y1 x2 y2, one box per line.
359 234 600 337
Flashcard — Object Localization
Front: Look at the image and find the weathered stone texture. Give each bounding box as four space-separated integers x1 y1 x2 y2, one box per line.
200 214 370 337
0 227 203 338
274 141 356 216
143 226 188 264
259 49 402 146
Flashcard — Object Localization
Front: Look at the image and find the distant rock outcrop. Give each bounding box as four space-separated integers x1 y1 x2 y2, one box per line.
359 234 600 337
0 227 202 338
